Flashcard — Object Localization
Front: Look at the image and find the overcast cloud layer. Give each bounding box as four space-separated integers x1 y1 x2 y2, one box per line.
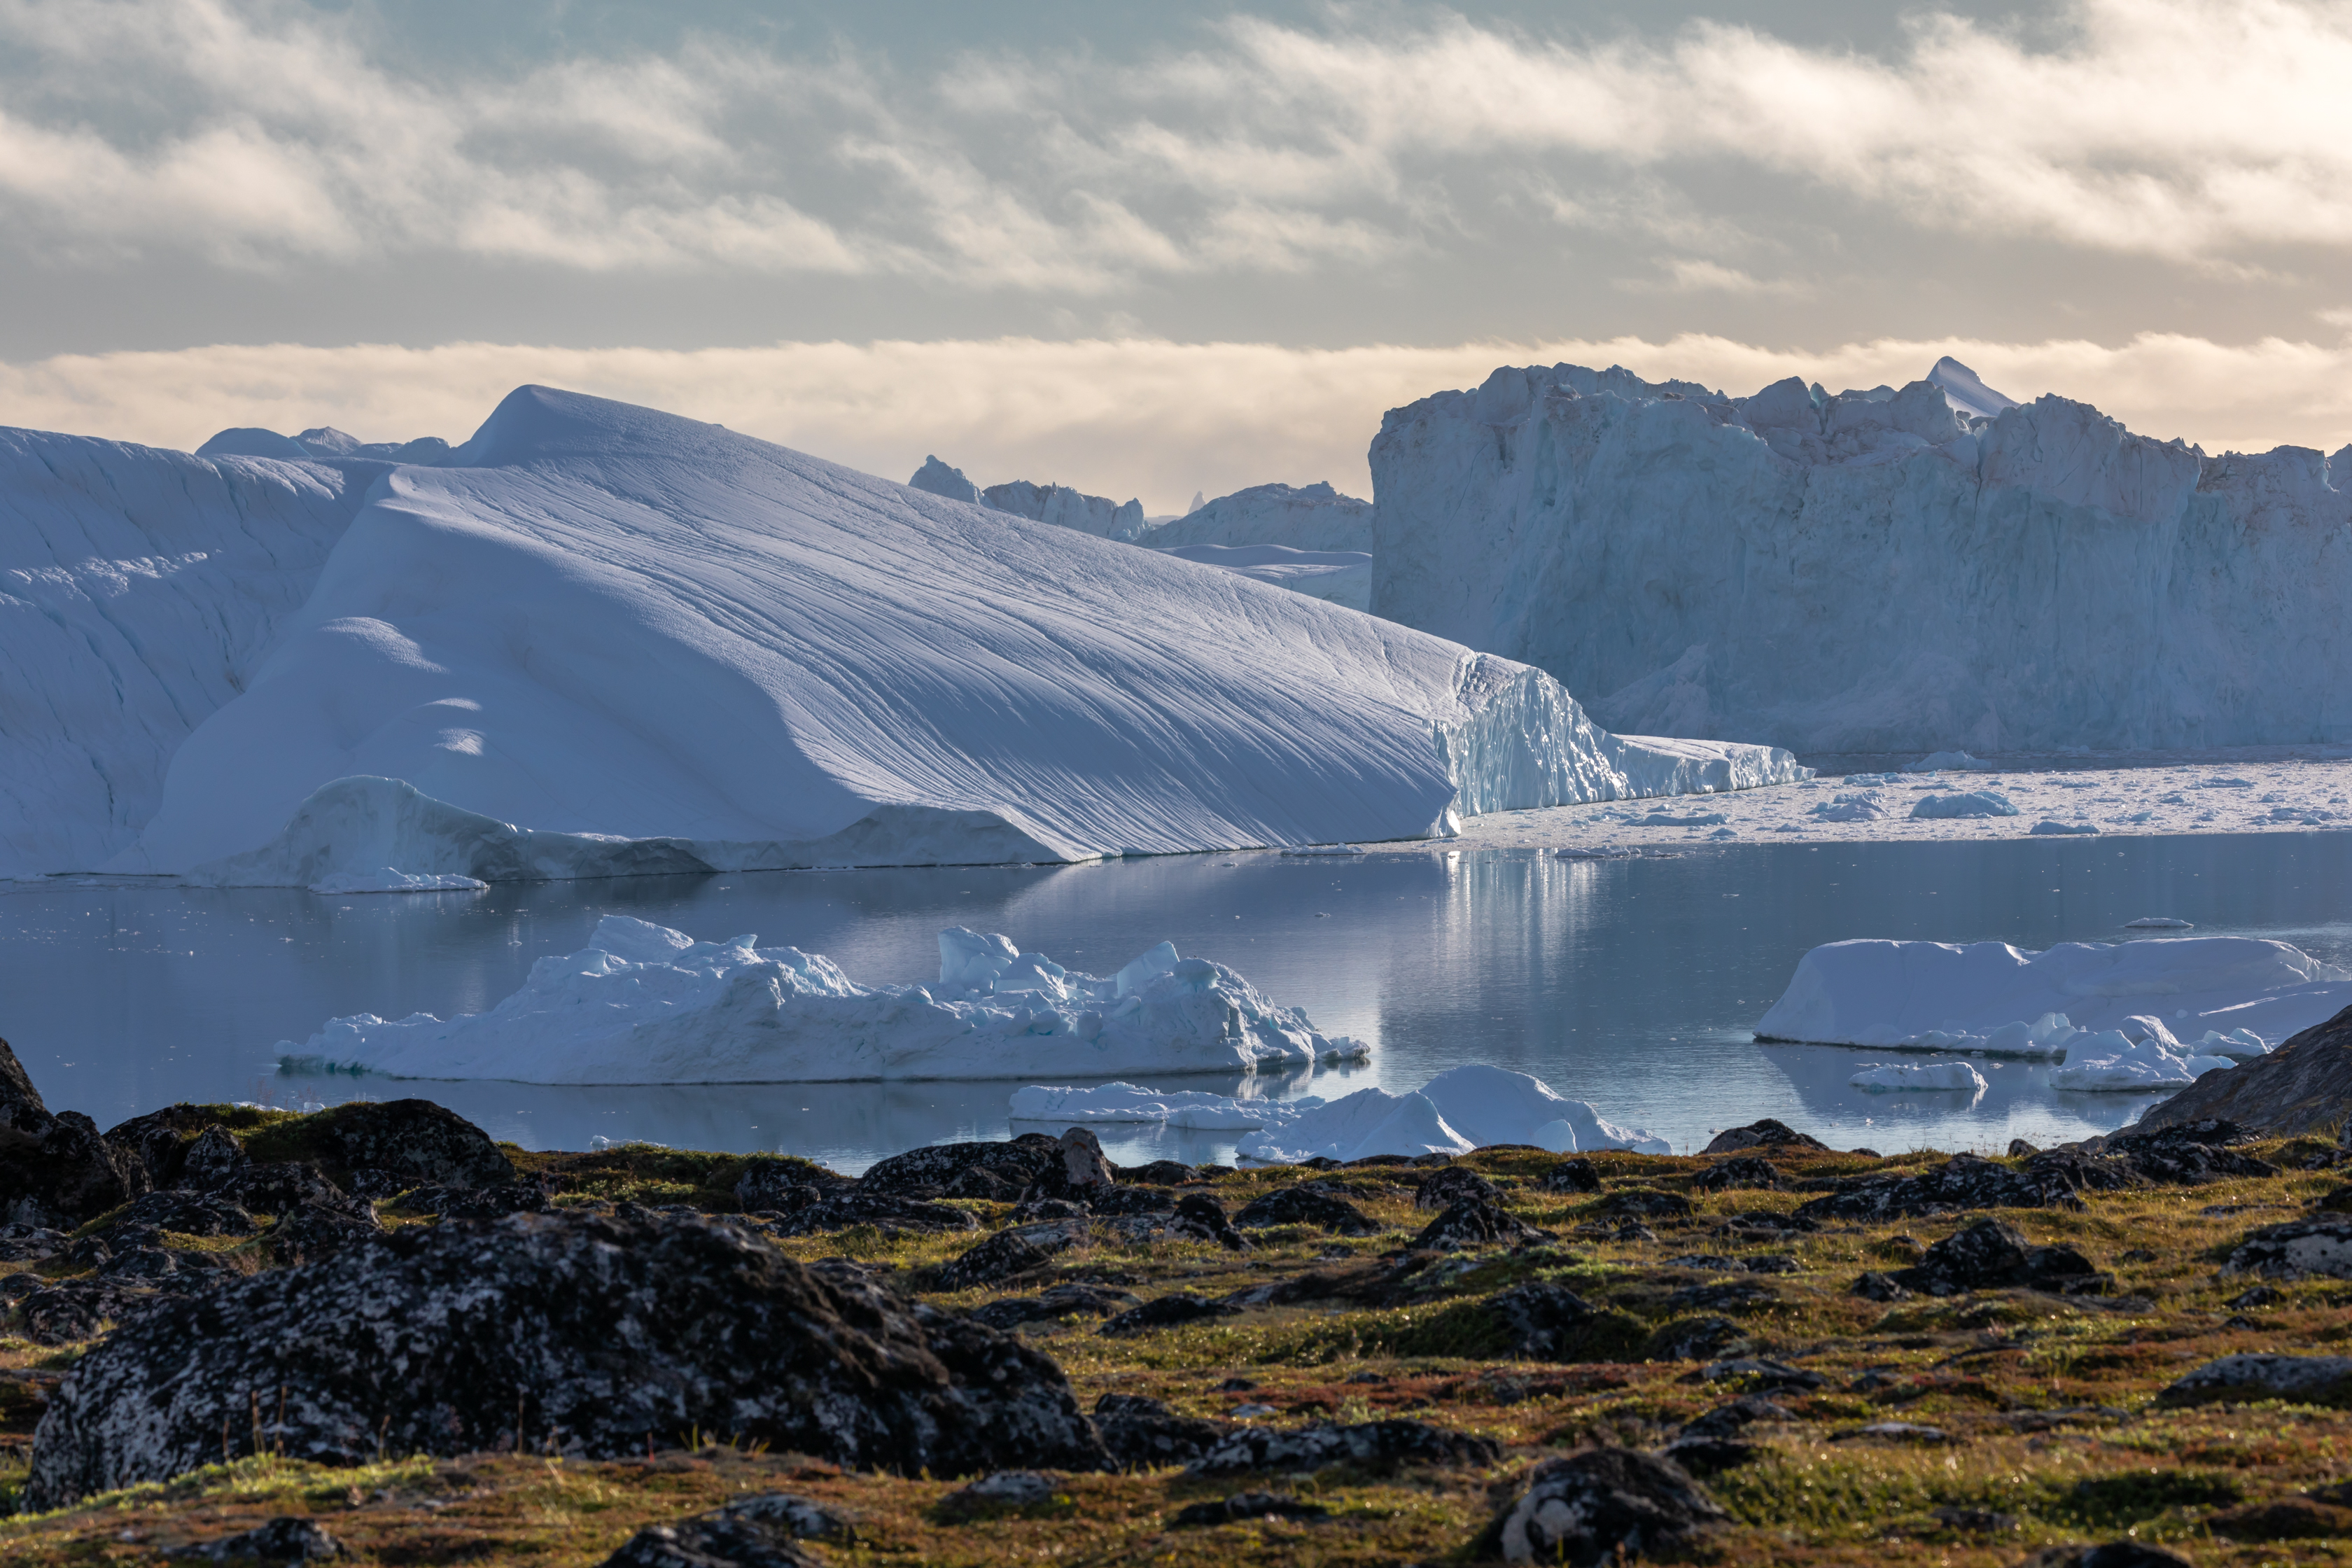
1 0 2348 498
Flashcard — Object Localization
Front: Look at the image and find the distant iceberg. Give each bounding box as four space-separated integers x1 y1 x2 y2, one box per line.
1009 1062 1672 1161
4 386 1804 883
1758 936 2342 1057
276 917 1366 1084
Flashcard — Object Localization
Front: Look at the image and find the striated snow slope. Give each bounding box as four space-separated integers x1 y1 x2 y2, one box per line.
0 386 1800 884
1371 360 2352 753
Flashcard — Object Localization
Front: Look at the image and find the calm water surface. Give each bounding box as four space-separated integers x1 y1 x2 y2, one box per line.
4 834 2348 1170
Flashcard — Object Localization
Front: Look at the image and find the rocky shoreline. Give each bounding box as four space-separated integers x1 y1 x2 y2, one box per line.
4 1037 2352 1564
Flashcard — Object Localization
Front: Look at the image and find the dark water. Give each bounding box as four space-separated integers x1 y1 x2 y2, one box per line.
4 832 2348 1170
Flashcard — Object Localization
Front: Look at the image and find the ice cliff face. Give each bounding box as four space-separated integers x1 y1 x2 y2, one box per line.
1 386 1801 883
1371 360 2352 753
1139 481 1372 553
981 479 1148 542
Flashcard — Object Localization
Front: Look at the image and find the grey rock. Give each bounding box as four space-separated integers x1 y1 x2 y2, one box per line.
2135 1002 2352 1137
0 1038 147 1226
1233 1184 1378 1235
1702 1119 1826 1155
391 1182 554 1219
179 1127 251 1190
859 1136 1057 1197
2155 1352 2352 1408
1414 1166 1502 1211
26 1207 1108 1506
174 1515 342 1560
1597 1187 1694 1221
937 1469 1064 1520
1093 1394 1232 1469
1166 1193 1248 1250
1695 1156 1782 1192
1172 1490 1329 1527
734 1158 851 1212
1185 1418 1500 1477
1886 1218 2101 1297
969 1282 1138 1331
1099 1294 1238 1337
2017 1544 2196 1568
763 1189 979 1238
931 1222 1084 1290
2222 1217 2352 1280
1541 1158 1601 1194
599 1492 848 1567
1483 1447 1726 1564
1415 1197 1544 1250
1798 1153 2097 1222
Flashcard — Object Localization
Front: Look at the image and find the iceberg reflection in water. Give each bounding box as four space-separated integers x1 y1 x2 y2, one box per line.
4 831 2348 1169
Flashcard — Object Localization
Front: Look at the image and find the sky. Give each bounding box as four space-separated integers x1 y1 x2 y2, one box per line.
3 0 2351 510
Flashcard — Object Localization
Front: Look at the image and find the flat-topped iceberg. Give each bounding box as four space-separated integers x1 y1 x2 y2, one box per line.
276 917 1366 1084
1849 1061 1987 1093
1007 1062 1670 1162
1758 936 2340 1057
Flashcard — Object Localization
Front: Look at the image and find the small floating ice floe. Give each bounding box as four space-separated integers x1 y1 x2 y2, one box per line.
1009 1062 1670 1162
1910 791 2019 820
1756 936 2350 1058
2123 917 2194 929
1809 791 1891 822
2047 1026 2237 1091
308 869 489 894
276 918 1366 1084
1849 1061 1988 1093
2029 820 2100 836
1637 811 1728 827
1280 844 1366 858
1555 846 1679 860
1901 750 1997 773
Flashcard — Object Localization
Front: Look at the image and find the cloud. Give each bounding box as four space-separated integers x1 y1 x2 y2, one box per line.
4 332 2346 514
0 1 2346 285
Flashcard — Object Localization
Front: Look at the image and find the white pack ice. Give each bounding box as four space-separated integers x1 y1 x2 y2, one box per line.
1007 1062 1671 1162
2 386 1804 883
1757 936 2344 1056
275 917 1366 1084
1372 358 2352 753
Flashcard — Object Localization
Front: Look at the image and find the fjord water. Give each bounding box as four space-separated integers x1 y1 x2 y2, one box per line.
5 833 2348 1171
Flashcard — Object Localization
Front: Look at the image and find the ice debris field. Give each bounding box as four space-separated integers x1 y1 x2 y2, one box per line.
1 386 1800 888
277 917 1368 1085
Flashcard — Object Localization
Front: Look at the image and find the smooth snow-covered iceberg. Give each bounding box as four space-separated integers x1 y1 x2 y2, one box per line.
3 385 1802 883
1849 1061 1987 1093
1757 937 2349 1055
1372 358 2352 753
276 917 1366 1084
1007 1063 1671 1161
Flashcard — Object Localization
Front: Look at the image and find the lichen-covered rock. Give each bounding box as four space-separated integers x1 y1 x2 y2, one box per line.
1121 1160 1202 1186
1020 1129 1115 1203
1232 1184 1379 1235
2222 1217 2352 1280
178 1126 250 1190
1886 1219 2100 1297
1695 1156 1782 1193
600 1493 849 1567
1475 1283 1646 1362
1541 1159 1601 1194
101 1191 257 1240
935 1469 1068 1521
1166 1194 1248 1250
762 1189 980 1238
932 1223 1084 1290
102 1105 230 1190
2106 1121 2279 1184
178 1515 343 1562
1093 1393 1231 1469
1481 1447 1726 1565
296 1100 517 1189
25 1207 1108 1506
1596 1188 1694 1220
1173 1491 1330 1527
859 1137 1058 1196
969 1283 1138 1331
1416 1198 1544 1250
2155 1353 2352 1409
1797 1153 2088 1221
1186 1418 1499 1477
1415 1166 1502 1211
1702 1120 1826 1155
391 1183 554 1219
733 1159 850 1212
2017 1542 2197 1567
0 1040 147 1226
266 1202 384 1266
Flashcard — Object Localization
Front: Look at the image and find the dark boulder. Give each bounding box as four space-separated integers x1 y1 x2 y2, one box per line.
1474 1282 1647 1362
294 1100 517 1189
25 1207 1109 1506
1481 1446 1726 1564
1019 1128 1116 1203
2154 1353 2352 1409
2134 1002 2352 1137
1172 1491 1329 1527
1595 1188 1694 1221
2017 1544 2196 1568
1702 1119 1826 1155
1120 1160 1202 1186
599 1492 849 1567
934 1469 1067 1521
177 1515 342 1561
266 1203 384 1266
1642 1316 1748 1362
1882 1219 2101 1297
859 1136 1057 1197
1415 1198 1544 1250
969 1283 1139 1331
1695 1156 1782 1193
1541 1159 1601 1194
102 1191 257 1240
0 1223 67 1264
931 1223 1084 1290
391 1182 555 1219
1099 1294 1238 1337
1093 1393 1232 1469
1080 1184 1177 1218
1415 1166 1502 1211
103 1105 231 1190
1233 1184 1379 1235
1185 1418 1499 1477
1797 1153 2087 1222
762 1189 980 1238
0 1040 147 1227
2107 1121 2279 1184
1166 1194 1248 1250
734 1158 850 1212
2221 1217 2352 1280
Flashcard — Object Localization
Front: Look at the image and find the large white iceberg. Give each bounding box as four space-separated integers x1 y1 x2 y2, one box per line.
3 386 1803 884
1757 937 2349 1055
1007 1062 1672 1162
1371 358 2352 753
276 917 1366 1084
1138 481 1372 554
